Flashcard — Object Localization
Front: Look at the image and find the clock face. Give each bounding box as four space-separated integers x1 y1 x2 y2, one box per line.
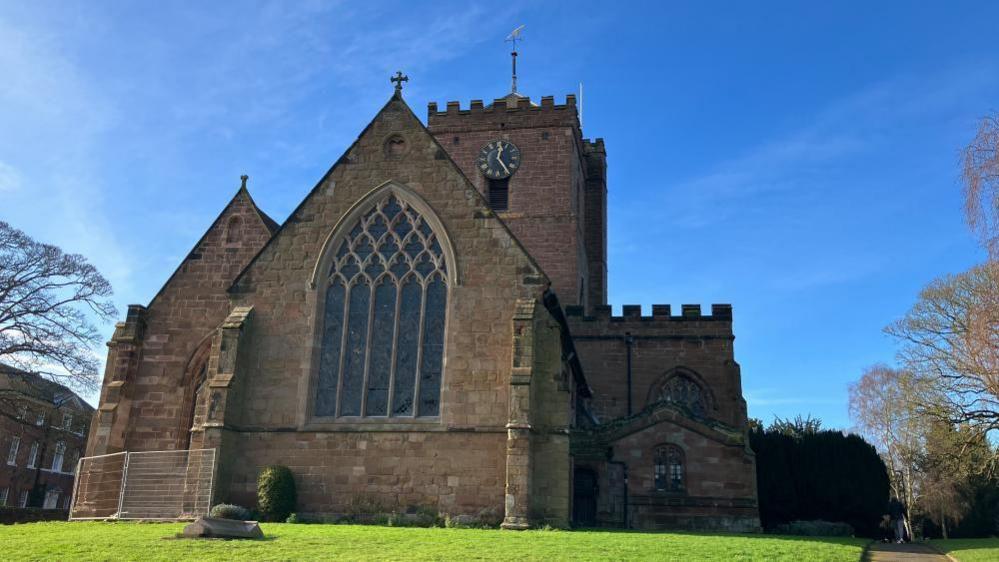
476 140 521 180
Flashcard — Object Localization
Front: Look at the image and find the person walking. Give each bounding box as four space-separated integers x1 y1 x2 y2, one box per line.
888 496 906 543
879 514 892 543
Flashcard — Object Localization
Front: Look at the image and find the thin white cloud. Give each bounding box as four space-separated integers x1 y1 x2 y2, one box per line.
745 388 807 407
745 388 843 408
0 13 133 314
609 62 998 296
648 63 996 231
0 2 512 327
133 3 493 143
0 161 21 192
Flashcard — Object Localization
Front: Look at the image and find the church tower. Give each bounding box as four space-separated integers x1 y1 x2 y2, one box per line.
76 55 757 531
427 94 607 313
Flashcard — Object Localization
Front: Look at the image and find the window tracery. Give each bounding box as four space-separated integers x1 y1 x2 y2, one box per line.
655 374 708 417
315 194 448 419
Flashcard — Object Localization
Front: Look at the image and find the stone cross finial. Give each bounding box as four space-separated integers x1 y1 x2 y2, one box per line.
240 174 248 189
391 71 409 93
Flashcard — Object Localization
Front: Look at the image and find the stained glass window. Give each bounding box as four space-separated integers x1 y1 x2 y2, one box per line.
654 444 685 492
315 194 449 418
657 374 708 417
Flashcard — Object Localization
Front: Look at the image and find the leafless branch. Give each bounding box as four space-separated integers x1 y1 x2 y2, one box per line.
962 115 999 258
0 221 117 392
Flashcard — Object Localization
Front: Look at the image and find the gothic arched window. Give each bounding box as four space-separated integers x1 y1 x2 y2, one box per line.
315 193 449 419
654 444 685 492
656 374 708 417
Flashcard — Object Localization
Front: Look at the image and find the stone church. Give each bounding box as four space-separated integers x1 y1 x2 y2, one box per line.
85 76 759 530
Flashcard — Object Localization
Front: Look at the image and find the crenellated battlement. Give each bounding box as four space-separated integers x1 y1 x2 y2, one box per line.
428 94 577 115
427 94 580 133
583 138 605 153
565 303 733 322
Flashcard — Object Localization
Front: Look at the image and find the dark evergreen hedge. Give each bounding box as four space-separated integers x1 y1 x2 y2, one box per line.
0 507 68 524
257 465 297 522
750 426 890 537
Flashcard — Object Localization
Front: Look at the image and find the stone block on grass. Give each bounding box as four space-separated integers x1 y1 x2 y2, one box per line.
182 516 264 539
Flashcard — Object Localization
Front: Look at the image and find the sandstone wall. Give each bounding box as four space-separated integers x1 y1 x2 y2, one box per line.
567 304 747 428
213 95 555 518
88 188 274 456
428 96 597 309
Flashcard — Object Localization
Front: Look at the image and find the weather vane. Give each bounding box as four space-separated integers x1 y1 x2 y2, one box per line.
506 25 525 94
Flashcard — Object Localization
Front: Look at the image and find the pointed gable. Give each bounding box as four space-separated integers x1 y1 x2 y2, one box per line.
223 92 554 431
148 184 275 311
229 93 548 296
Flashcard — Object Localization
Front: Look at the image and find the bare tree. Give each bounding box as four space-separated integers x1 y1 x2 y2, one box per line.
962 115 999 258
886 263 999 435
849 364 926 539
920 421 973 539
0 221 116 391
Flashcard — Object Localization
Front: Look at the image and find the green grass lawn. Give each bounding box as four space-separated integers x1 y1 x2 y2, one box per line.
931 538 999 562
1 522 868 561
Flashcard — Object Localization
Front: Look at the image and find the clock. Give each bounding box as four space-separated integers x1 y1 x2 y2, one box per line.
476 140 521 180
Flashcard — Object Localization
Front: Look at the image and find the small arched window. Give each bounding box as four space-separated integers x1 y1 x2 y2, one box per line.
656 374 708 417
315 193 449 419
225 216 242 245
654 444 685 492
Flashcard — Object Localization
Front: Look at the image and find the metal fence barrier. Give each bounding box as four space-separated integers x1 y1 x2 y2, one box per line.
69 448 216 521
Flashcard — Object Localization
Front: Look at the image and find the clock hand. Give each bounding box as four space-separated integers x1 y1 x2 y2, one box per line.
495 144 511 174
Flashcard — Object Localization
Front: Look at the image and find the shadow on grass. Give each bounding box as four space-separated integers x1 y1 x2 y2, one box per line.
562 527 867 545
164 534 277 542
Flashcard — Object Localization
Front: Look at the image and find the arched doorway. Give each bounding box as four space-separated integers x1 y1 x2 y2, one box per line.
179 336 213 449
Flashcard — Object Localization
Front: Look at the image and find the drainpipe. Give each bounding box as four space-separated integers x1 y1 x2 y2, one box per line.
624 332 634 416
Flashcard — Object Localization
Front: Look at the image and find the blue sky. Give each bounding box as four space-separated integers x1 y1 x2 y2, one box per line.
1 1 995 428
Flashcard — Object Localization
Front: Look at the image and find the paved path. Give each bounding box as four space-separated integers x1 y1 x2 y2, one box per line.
866 542 950 562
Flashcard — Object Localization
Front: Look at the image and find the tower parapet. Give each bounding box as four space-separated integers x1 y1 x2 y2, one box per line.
428 95 579 134
426 92 597 309
565 303 734 322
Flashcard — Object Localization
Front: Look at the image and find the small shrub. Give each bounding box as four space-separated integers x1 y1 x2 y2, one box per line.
474 507 503 529
345 494 386 519
209 503 251 521
285 513 300 524
411 505 441 527
773 520 855 537
257 465 297 522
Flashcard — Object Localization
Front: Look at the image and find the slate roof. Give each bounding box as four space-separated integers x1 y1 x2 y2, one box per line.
0 362 95 412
